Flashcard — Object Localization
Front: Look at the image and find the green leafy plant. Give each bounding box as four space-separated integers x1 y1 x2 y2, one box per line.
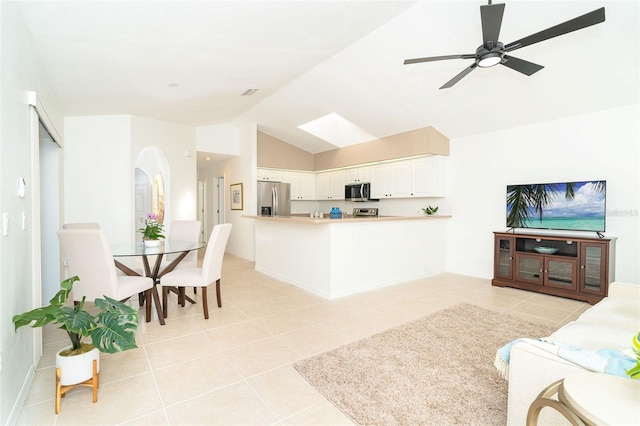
422 205 439 215
626 330 640 379
138 213 165 240
12 276 139 355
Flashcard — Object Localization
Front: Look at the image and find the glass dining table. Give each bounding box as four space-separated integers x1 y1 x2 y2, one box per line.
112 240 206 326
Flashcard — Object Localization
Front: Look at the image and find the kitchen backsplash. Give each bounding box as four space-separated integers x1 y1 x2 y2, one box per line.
291 198 450 217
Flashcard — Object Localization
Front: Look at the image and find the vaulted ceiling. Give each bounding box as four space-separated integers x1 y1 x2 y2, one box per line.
18 1 639 156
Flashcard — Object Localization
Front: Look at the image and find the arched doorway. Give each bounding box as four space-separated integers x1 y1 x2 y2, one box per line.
135 147 169 237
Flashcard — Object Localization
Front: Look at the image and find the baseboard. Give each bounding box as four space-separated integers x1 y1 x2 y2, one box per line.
6 364 36 425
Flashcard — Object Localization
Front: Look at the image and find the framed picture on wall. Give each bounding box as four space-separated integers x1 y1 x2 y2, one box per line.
230 183 243 210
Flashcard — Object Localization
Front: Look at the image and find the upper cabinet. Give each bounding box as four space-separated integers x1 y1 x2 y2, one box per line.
345 166 371 184
282 171 316 200
371 156 447 199
257 168 283 182
316 170 345 200
371 161 412 198
411 155 447 197
259 155 447 200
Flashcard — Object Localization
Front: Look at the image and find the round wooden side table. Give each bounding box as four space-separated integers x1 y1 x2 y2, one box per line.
527 370 640 425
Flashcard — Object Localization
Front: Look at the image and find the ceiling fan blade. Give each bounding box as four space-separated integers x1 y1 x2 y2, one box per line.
404 54 475 65
480 3 506 47
500 55 544 76
440 63 477 89
505 7 605 52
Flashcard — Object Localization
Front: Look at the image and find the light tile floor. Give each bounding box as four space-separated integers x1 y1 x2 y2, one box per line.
17 254 590 425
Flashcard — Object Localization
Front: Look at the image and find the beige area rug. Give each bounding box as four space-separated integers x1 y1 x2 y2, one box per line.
294 303 556 425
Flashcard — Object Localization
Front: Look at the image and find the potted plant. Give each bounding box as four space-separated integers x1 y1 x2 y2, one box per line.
422 205 439 215
12 276 139 387
138 212 165 247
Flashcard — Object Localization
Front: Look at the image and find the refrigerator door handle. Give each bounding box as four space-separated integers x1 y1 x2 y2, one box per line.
272 187 277 215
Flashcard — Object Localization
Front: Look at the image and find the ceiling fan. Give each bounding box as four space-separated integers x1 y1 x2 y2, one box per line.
403 1 605 89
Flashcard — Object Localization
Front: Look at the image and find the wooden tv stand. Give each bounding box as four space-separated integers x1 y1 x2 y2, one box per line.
492 231 615 304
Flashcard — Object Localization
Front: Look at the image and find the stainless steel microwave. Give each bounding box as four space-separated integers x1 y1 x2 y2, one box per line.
344 182 377 202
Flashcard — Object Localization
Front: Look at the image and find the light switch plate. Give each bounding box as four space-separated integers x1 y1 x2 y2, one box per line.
2 213 8 236
18 177 26 198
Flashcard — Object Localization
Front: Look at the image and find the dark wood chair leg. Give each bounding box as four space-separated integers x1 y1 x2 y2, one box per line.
138 291 144 306
216 279 222 308
194 287 197 294
145 289 152 321
162 286 168 319
179 287 185 307
144 289 151 322
202 287 209 319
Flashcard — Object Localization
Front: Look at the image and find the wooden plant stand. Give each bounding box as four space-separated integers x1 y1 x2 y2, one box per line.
55 359 99 414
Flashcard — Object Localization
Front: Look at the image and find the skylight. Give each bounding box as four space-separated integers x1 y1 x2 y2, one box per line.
298 112 377 148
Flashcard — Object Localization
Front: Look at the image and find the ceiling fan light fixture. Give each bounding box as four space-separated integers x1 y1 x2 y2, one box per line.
477 52 502 68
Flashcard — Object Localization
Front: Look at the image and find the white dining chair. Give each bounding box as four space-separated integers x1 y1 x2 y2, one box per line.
62 222 101 229
57 228 154 307
61 222 146 278
160 223 232 319
159 220 202 301
162 220 202 269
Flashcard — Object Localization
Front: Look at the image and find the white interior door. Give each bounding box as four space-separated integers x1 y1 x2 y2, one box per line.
197 180 206 242
217 176 225 225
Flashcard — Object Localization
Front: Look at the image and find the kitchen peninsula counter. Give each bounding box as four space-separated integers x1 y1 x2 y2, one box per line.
245 214 451 224
245 214 450 298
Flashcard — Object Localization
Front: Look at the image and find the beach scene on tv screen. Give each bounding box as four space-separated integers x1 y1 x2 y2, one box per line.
506 181 606 232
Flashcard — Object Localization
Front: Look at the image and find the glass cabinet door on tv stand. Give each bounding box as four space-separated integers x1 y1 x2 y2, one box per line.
579 242 608 297
492 231 615 304
494 235 514 281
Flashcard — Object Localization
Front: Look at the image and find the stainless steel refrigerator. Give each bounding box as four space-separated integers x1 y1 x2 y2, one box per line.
257 181 291 216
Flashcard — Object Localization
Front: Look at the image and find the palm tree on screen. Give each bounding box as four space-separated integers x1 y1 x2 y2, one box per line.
507 183 576 228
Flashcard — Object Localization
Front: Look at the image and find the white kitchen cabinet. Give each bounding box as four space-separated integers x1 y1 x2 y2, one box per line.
370 156 447 198
330 170 346 199
258 155 446 201
345 166 371 184
389 161 412 197
410 156 447 197
371 161 411 198
316 171 345 200
370 165 389 199
282 171 316 200
298 172 316 200
257 168 283 182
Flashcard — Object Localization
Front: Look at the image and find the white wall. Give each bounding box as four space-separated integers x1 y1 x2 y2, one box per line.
0 3 63 424
64 115 197 243
131 116 197 228
196 124 240 156
196 124 242 241
198 122 256 260
64 116 132 242
447 104 640 283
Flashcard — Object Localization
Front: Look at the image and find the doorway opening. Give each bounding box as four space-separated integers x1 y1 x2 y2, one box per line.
135 147 169 237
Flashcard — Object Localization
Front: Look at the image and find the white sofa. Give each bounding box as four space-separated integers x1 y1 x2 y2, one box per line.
506 282 640 425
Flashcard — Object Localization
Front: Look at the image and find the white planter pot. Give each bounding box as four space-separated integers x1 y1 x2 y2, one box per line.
56 346 100 386
144 239 160 247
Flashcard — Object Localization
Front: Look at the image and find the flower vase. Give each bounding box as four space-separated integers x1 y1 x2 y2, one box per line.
144 239 160 248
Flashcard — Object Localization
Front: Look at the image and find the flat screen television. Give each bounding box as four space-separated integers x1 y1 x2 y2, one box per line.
506 180 606 232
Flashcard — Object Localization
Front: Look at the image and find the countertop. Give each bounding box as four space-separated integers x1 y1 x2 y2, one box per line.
243 214 451 224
